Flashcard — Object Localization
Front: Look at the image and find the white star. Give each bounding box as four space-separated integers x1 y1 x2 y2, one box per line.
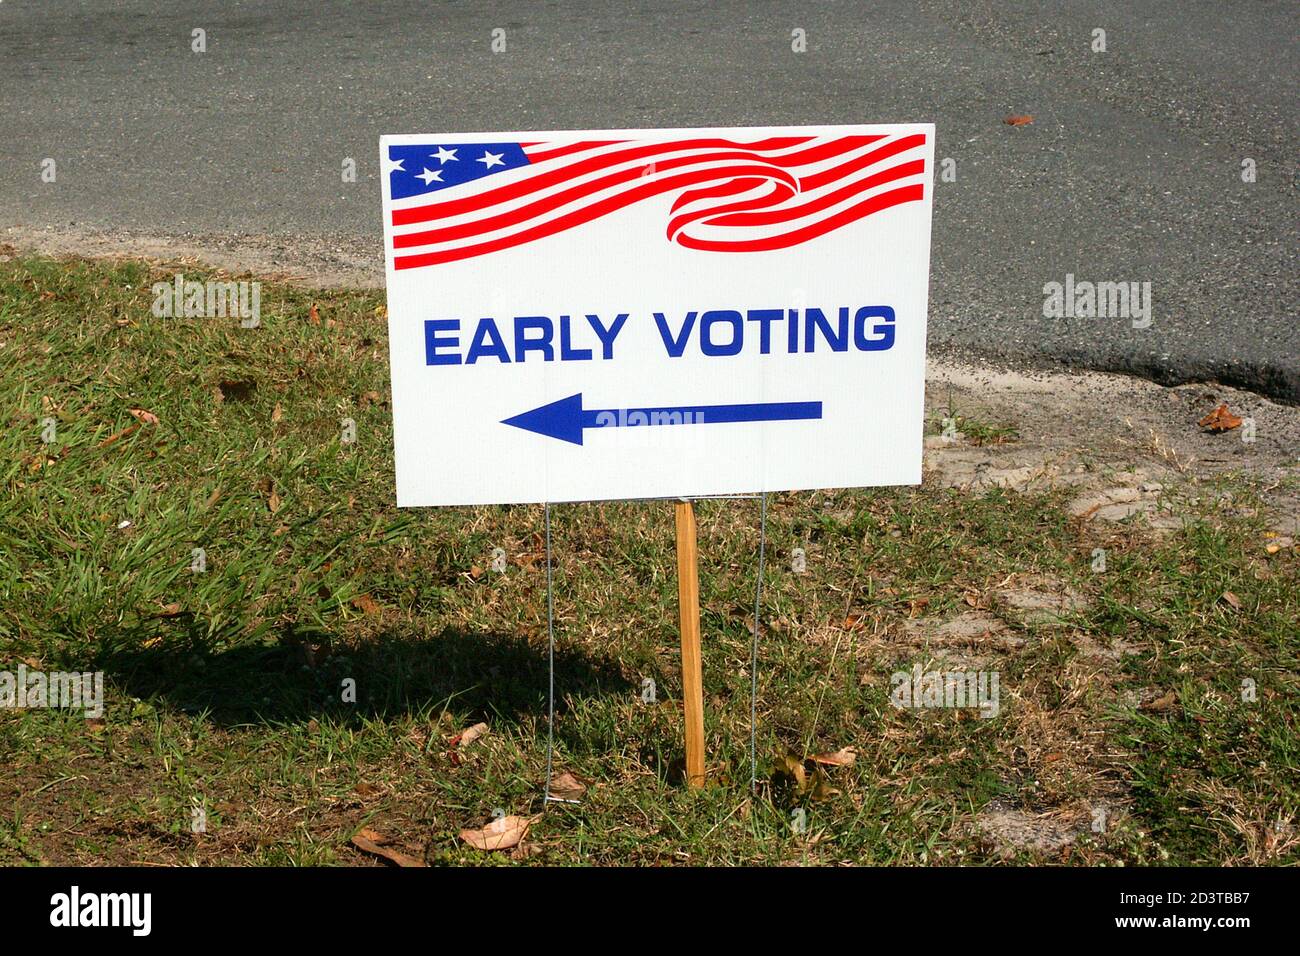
382 156 405 175
416 167 444 185
432 146 458 164
477 150 505 169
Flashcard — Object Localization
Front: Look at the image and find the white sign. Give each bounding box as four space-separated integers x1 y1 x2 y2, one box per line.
380 124 934 506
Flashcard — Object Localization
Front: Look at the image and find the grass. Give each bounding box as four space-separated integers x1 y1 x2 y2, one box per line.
0 254 1296 866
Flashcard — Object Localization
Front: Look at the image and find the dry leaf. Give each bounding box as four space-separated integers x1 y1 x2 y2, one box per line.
157 602 182 617
1142 690 1178 712
548 771 587 802
510 840 543 861
271 403 283 424
352 593 381 615
1198 403 1243 432
1220 591 1242 611
204 487 222 509
268 489 282 514
360 391 382 408
809 765 840 801
451 722 489 749
469 565 484 579
128 408 160 425
1004 114 1034 126
97 424 139 448
350 829 425 867
458 814 537 852
308 304 321 326
809 747 858 768
774 751 808 793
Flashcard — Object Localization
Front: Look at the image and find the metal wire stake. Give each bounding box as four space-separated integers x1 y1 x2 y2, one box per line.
543 501 556 807
750 492 768 795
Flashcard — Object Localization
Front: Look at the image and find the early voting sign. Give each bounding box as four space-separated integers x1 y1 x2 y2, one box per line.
380 124 934 506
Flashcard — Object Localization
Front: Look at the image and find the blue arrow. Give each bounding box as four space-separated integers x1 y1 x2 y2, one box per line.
501 393 823 445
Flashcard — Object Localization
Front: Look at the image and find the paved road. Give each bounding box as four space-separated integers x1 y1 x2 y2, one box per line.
2 1 1296 401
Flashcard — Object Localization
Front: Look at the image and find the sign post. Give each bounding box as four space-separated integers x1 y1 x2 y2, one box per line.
674 500 706 787
379 124 935 788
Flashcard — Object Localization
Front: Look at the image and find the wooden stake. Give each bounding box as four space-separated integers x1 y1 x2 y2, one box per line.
674 499 706 787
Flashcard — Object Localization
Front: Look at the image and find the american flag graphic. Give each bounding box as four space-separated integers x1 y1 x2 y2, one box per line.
384 131 928 271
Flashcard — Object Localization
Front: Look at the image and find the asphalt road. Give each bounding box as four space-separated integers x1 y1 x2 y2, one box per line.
2 1 1296 401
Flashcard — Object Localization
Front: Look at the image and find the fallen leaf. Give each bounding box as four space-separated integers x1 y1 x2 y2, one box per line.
1220 591 1242 611
308 304 321 326
510 840 543 861
450 721 489 749
809 765 840 801
204 487 222 509
271 402 283 424
1004 114 1034 126
773 751 808 793
458 814 537 852
268 489 282 514
157 602 182 617
907 597 930 618
359 390 382 408
350 829 425 867
351 593 381 615
1142 690 1178 712
97 423 139 448
1198 403 1243 432
809 747 858 768
469 565 485 579
842 612 868 631
128 408 160 425
548 771 587 802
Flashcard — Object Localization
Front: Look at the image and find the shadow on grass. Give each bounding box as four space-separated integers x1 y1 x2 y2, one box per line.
94 622 635 733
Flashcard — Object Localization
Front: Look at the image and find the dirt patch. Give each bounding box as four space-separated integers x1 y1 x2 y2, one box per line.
2 224 384 289
925 360 1300 535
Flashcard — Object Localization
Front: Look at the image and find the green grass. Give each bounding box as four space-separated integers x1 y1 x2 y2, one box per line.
0 254 1295 866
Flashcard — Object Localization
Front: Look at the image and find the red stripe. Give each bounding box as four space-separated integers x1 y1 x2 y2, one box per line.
683 159 926 232
674 183 925 253
393 149 810 249
394 163 804 269
392 137 883 249
390 135 829 226
799 133 926 191
665 181 794 239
